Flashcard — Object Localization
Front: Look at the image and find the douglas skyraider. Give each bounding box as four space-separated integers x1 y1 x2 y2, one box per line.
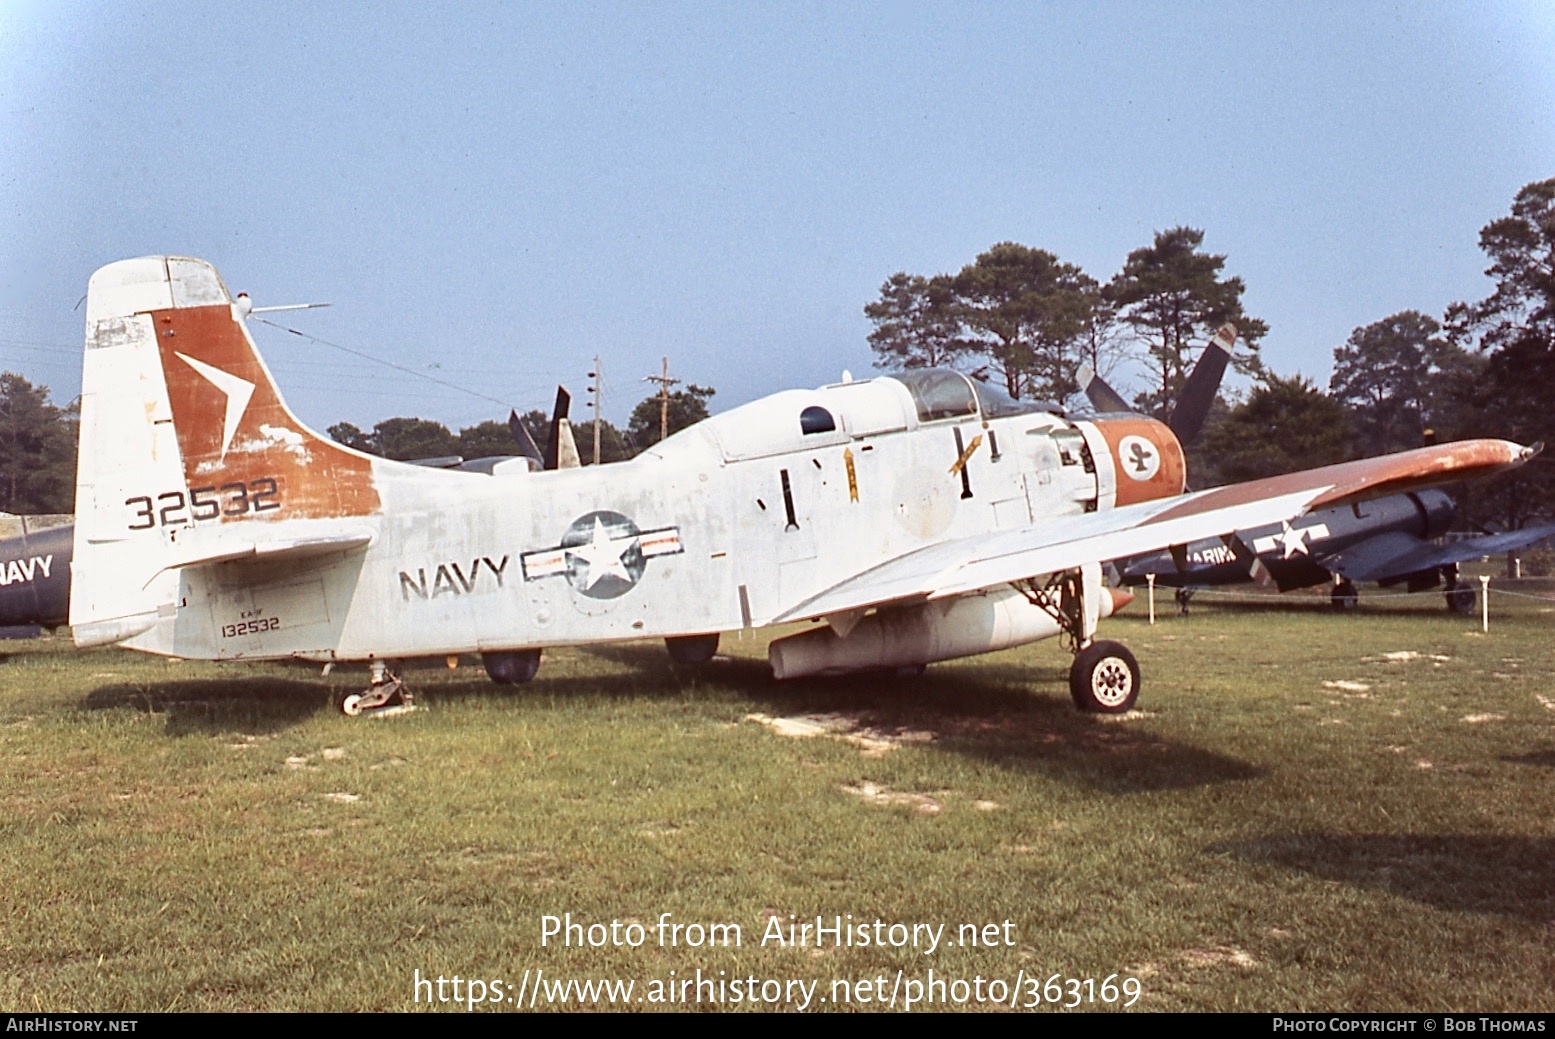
70 257 1539 715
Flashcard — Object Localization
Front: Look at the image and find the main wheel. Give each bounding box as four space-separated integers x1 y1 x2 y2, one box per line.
1445 584 1476 614
1069 640 1140 714
1330 579 1359 610
483 649 542 685
665 633 720 664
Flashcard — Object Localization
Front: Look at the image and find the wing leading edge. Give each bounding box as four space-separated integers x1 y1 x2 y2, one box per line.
772 438 1536 625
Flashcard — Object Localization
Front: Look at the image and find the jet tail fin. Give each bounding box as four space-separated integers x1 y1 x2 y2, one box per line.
1080 322 1237 448
508 409 545 466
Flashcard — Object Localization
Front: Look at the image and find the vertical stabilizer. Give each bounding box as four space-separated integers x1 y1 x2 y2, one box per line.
71 257 383 647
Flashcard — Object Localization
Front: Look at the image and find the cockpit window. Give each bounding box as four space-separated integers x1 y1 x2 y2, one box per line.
970 378 1062 419
894 369 979 423
799 406 836 434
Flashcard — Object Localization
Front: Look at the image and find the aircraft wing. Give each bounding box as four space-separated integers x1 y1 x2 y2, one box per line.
772 486 1322 623
1321 523 1555 584
771 438 1536 624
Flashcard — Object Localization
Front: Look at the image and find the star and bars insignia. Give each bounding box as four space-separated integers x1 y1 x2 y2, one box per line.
520 510 683 599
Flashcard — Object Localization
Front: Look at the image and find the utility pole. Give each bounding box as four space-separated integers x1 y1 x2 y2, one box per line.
586 355 602 465
644 355 679 442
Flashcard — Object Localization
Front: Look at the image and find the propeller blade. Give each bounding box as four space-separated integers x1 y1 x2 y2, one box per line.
543 387 582 470
1078 364 1135 414
507 409 544 466
1167 322 1237 445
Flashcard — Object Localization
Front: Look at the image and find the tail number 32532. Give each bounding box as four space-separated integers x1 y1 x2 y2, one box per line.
125 478 280 530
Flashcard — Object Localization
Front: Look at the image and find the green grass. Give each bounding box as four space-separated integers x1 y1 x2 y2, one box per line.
1 584 1552 1012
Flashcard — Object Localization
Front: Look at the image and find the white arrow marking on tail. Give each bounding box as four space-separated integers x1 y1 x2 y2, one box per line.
175 352 255 459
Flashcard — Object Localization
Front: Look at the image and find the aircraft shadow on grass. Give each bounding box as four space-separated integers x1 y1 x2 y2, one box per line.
76 646 1264 792
1502 748 1555 769
1211 833 1555 921
75 653 1262 790
82 677 327 736
576 642 1265 794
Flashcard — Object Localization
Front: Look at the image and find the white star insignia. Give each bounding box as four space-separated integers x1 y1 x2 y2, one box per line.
566 517 638 590
1275 521 1313 559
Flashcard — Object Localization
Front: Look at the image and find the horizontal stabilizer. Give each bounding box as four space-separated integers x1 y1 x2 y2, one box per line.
161 530 374 575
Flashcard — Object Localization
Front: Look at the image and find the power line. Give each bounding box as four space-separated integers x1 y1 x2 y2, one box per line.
252 316 517 412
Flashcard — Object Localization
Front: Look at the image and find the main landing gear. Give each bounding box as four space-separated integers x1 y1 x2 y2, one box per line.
1330 577 1359 611
1069 641 1141 714
1329 569 1478 614
335 660 415 717
1443 566 1476 615
1017 562 1141 715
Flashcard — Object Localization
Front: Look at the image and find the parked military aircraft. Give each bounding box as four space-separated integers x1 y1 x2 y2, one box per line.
69 257 1538 716
1079 340 1555 613
0 514 71 632
1118 493 1555 612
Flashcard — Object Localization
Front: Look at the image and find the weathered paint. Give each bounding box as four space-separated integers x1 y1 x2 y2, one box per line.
68 256 1538 677
154 303 380 519
1143 440 1534 526
0 521 73 627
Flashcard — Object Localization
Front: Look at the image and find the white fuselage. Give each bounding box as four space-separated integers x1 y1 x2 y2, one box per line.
130 379 1115 662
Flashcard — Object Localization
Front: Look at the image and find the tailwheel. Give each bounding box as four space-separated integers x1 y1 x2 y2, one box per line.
1330 578 1359 611
336 661 415 717
483 649 542 685
1069 640 1140 714
665 634 720 664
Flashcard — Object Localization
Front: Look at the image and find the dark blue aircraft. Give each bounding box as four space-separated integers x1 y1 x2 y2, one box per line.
0 516 71 634
1117 490 1555 613
1079 326 1555 614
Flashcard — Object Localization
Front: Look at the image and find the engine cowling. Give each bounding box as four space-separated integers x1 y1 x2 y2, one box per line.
1084 416 1187 507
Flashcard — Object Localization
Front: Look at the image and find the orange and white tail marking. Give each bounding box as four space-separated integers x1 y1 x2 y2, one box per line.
71 257 386 646
150 294 380 519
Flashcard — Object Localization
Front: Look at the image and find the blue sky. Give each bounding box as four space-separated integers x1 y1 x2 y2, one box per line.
2 2 1552 433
